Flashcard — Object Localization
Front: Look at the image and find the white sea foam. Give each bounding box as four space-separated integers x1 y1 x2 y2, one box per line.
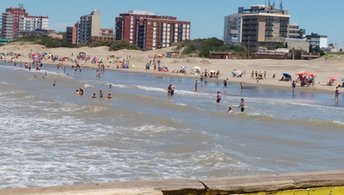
332 120 344 125
105 82 127 89
83 83 94 88
135 85 165 92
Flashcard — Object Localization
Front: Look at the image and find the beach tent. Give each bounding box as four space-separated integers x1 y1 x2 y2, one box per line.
232 70 242 77
191 66 201 74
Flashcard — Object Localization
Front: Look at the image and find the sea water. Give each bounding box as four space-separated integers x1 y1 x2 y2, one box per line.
0 61 343 188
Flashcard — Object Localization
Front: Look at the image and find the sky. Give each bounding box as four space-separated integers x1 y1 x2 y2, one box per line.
1 0 343 48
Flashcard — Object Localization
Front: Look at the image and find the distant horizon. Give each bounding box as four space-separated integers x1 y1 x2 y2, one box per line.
1 0 343 48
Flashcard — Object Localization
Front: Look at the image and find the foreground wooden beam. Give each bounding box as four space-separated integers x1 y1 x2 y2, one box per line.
2 170 344 195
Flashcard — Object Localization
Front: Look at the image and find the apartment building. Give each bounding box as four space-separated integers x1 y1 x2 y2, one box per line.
287 24 304 39
223 14 241 45
77 10 100 44
115 10 190 50
224 4 290 50
240 5 290 49
19 16 49 32
1 5 48 40
306 33 328 49
66 23 78 44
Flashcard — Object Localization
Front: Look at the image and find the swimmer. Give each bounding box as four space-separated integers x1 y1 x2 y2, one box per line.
92 93 97 98
52 80 56 87
107 93 112 99
227 106 233 113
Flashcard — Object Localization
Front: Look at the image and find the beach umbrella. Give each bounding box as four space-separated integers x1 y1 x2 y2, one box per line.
193 66 201 70
296 71 315 77
283 73 291 78
329 76 337 81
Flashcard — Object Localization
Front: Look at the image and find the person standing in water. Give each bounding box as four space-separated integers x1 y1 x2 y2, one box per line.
292 80 296 93
167 84 175 96
239 98 245 112
335 87 340 103
216 91 221 103
194 80 198 91
99 90 103 98
223 79 227 89
52 80 56 87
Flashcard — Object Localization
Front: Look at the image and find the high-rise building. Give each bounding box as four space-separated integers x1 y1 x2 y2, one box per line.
1 12 14 40
1 5 48 40
224 14 241 45
115 10 190 50
77 10 100 44
224 4 290 50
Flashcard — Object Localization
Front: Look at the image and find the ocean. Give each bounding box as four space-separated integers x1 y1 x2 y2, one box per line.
0 61 343 188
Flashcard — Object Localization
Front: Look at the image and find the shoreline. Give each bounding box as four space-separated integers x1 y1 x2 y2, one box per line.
1 43 343 95
0 57 337 95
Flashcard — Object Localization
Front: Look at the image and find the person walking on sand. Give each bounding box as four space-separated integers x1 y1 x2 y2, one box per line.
216 91 221 103
335 87 340 103
239 98 245 112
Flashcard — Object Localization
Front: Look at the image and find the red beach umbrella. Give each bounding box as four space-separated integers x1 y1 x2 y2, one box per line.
329 76 337 81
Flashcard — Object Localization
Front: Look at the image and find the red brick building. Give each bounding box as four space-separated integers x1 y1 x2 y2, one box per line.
5 7 29 34
115 10 190 50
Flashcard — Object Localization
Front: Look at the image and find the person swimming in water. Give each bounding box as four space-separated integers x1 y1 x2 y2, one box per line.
92 93 97 98
107 93 112 99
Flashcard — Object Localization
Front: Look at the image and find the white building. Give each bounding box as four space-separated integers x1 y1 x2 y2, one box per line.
306 33 328 49
78 10 100 44
19 16 48 32
223 14 241 45
1 12 14 40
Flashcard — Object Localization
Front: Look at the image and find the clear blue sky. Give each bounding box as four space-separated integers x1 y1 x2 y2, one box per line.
1 0 343 47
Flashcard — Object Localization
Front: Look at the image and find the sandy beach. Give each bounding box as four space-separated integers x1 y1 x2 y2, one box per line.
1 42 344 94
